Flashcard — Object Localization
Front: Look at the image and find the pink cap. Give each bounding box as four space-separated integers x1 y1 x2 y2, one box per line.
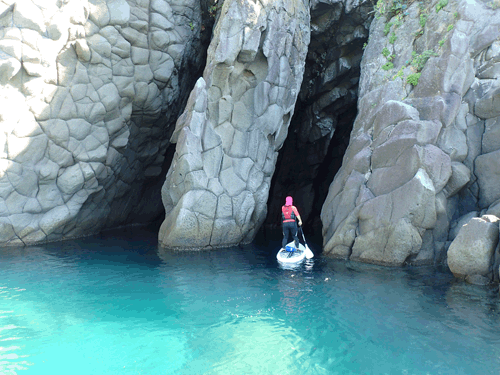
285 196 293 206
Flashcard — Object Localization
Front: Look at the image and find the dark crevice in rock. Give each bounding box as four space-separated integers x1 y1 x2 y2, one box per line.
309 105 356 232
98 7 216 230
261 2 371 239
126 142 177 225
126 31 213 227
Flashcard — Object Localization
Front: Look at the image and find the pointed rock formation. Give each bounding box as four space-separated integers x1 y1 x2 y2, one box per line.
159 0 310 249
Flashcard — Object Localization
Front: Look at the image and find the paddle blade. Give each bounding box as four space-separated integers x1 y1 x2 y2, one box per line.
305 245 314 259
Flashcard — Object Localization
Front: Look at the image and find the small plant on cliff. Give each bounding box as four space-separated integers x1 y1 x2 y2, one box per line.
382 47 391 57
389 32 397 44
384 22 393 36
375 0 387 17
419 13 428 28
436 0 448 12
375 0 410 19
205 0 220 22
439 38 446 47
411 50 438 71
487 0 500 9
382 61 395 70
447 24 454 32
393 15 403 28
393 67 404 80
407 72 421 86
388 0 407 18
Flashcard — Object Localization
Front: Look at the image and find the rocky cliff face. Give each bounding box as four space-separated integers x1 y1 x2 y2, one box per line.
2 0 499 277
158 0 311 249
0 0 206 245
321 0 500 266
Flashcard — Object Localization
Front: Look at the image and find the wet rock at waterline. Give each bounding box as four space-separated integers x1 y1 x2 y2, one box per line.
321 0 500 266
0 0 205 245
158 0 311 249
447 215 499 284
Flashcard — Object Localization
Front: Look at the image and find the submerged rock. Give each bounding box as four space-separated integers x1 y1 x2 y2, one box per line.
464 274 490 286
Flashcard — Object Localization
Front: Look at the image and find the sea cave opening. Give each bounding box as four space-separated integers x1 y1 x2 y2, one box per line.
259 2 372 248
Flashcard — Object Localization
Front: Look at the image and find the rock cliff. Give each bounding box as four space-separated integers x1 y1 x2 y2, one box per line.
158 0 311 249
321 0 500 266
0 0 206 245
1 0 499 278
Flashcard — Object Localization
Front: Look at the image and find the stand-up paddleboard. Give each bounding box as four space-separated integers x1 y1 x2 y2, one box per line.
276 242 306 264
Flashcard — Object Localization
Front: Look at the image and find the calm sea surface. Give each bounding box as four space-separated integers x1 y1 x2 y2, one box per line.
1 225 499 374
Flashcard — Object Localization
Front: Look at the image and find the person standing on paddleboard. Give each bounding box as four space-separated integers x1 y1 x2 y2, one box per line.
281 196 303 250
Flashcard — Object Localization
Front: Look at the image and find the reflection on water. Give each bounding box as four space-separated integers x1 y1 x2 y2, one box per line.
0 226 499 374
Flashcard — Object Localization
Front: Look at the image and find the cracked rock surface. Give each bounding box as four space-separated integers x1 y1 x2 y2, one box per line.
321 0 500 266
158 0 311 249
0 0 204 245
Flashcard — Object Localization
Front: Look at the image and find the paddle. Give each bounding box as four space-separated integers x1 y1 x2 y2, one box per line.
299 226 314 259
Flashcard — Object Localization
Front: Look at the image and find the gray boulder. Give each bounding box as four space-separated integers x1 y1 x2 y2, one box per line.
447 215 499 280
448 211 478 241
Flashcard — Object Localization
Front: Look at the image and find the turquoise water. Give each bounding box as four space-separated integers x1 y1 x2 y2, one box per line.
1 226 500 375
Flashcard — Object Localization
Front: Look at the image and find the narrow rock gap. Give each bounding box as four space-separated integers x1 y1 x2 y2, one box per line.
261 99 357 242
260 1 371 245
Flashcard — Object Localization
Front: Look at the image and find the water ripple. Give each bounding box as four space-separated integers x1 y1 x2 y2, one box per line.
0 228 499 374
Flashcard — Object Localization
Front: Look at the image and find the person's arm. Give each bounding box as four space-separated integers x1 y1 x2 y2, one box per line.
293 207 302 226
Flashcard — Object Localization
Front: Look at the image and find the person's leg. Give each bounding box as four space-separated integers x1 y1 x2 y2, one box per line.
292 223 299 248
282 225 287 249
283 222 293 248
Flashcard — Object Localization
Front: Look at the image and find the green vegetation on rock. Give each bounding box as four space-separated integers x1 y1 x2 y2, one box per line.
436 0 448 13
382 61 395 70
384 22 393 35
389 32 397 44
374 0 452 86
393 67 404 80
419 13 428 28
411 50 438 71
487 0 500 9
406 72 421 86
376 0 410 18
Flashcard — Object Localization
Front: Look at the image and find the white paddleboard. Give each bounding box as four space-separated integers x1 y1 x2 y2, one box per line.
276 242 306 264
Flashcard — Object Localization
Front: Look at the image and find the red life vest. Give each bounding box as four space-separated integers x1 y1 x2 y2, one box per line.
282 205 298 223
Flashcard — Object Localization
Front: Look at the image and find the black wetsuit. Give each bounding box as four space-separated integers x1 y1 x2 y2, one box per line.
282 221 299 249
